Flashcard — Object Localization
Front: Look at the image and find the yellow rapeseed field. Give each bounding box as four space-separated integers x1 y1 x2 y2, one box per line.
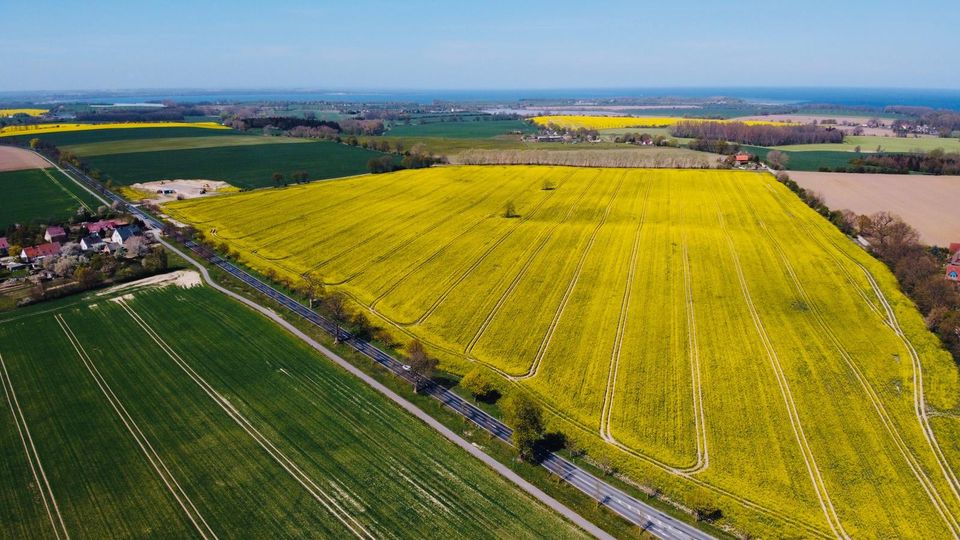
166 165 960 538
530 115 791 130
0 121 228 137
0 108 48 117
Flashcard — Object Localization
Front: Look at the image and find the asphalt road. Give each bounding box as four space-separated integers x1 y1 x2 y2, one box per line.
51 154 715 540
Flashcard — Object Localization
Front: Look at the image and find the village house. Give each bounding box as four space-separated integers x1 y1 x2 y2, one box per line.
734 152 752 165
44 225 67 244
85 218 126 236
945 243 960 281
111 224 142 244
20 242 61 263
0 237 8 257
80 234 105 252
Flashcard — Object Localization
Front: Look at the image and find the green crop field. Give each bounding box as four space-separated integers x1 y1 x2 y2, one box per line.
386 120 536 138
0 168 101 228
83 141 390 189
741 145 857 171
62 134 311 157
0 283 587 539
3 126 242 147
167 165 960 537
773 135 960 154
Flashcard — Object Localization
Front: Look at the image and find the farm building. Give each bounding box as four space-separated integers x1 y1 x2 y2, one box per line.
44 226 67 243
734 152 752 165
20 242 61 262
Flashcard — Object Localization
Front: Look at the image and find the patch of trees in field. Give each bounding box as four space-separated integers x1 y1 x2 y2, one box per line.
670 120 844 146
848 149 960 175
455 148 712 168
775 171 960 362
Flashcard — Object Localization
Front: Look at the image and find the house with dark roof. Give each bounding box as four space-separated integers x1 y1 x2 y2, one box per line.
44 226 67 244
110 224 142 244
80 235 105 252
20 242 61 262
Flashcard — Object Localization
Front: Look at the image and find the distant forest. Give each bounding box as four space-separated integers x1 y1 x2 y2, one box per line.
670 121 844 146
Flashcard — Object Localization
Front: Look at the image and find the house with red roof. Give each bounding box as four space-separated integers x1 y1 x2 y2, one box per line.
85 219 126 235
44 225 67 244
20 242 61 262
0 237 8 256
946 243 960 281
734 152 752 165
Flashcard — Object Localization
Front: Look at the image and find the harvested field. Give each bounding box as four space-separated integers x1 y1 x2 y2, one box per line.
167 165 960 538
790 171 960 246
0 283 588 539
0 145 49 172
128 179 237 202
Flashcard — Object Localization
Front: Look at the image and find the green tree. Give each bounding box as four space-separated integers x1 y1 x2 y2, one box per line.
29 138 41 149
271 172 284 187
460 367 497 402
501 391 544 461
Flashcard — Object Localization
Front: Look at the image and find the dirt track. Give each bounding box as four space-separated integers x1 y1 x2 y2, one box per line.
790 171 960 246
0 146 49 172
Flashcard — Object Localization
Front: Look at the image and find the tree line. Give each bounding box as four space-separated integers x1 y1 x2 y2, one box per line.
670 121 844 146
849 149 960 175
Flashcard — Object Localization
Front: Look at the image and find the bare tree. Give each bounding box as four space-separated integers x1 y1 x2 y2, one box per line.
323 292 348 343
406 339 437 392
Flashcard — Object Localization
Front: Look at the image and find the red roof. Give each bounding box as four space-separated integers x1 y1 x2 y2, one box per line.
0 237 8 250
85 219 126 234
46 226 66 237
22 242 61 259
734 152 751 162
949 242 960 255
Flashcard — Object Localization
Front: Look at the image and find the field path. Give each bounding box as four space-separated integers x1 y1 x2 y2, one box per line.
716 209 849 539
0 352 70 540
115 298 377 540
54 314 219 540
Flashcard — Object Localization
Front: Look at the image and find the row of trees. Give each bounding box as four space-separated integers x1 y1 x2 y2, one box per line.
850 149 960 175
670 121 844 146
612 132 681 147
455 149 712 169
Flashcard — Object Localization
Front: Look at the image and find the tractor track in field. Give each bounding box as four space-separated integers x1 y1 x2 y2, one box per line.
763 178 960 512
319 171 519 286
511 171 629 381
367 170 577 314
756 219 960 537
40 168 94 213
390 178 569 327
243 179 458 264
598 180 651 443
0 352 70 540
464 172 601 356
716 209 849 539
207 179 389 240
116 299 377 540
54 314 219 540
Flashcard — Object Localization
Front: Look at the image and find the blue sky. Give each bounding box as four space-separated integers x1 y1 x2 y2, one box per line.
3 0 958 91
